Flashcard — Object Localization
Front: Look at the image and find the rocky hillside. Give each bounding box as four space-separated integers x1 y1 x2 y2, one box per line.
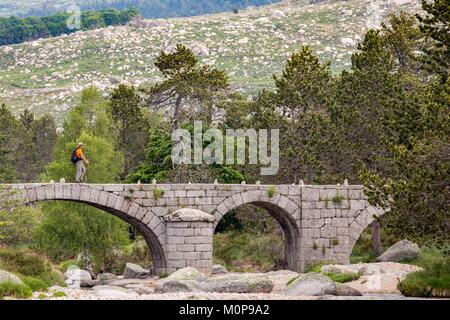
0 0 422 121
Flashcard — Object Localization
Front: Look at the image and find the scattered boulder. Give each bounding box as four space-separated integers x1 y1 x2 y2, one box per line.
155 280 205 293
123 263 150 279
282 273 337 296
340 37 357 48
0 270 24 286
127 285 155 295
64 268 92 286
272 10 285 19
334 283 363 296
80 279 103 288
97 273 117 281
166 267 208 281
358 264 386 276
64 266 92 280
92 285 133 297
376 240 420 262
321 264 361 274
340 9 353 16
212 264 228 275
202 274 274 293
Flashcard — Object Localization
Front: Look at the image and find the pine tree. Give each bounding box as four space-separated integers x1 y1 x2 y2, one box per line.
144 44 229 131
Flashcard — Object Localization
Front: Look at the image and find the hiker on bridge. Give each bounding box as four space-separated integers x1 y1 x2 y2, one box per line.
71 142 90 183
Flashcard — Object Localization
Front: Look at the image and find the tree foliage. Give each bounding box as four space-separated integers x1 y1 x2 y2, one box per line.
0 7 139 45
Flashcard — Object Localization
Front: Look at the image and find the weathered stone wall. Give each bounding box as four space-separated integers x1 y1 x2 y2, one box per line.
0 182 385 274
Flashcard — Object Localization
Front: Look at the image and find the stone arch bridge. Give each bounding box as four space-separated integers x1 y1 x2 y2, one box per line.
0 183 386 275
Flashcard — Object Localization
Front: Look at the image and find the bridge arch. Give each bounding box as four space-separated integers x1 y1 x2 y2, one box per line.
18 184 168 274
348 205 387 256
214 190 302 272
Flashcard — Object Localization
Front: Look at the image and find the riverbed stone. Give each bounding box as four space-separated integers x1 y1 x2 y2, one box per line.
212 264 228 274
166 267 208 281
202 274 274 293
0 270 23 286
123 263 150 279
282 273 337 296
334 283 363 296
92 285 133 297
376 240 420 262
155 280 205 293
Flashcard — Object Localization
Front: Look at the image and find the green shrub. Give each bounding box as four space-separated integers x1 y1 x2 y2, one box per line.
59 259 84 272
20 276 48 292
213 231 283 272
0 248 52 276
52 291 66 298
100 237 152 274
267 186 277 198
324 272 360 283
399 247 450 297
399 272 450 297
0 248 64 292
304 261 333 273
153 188 165 200
0 281 32 299
332 195 344 204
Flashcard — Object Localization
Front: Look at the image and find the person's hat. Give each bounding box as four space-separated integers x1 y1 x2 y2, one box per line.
78 142 84 147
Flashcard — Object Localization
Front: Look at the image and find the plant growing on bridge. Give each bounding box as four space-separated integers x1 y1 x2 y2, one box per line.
332 194 344 205
153 188 165 200
267 186 277 198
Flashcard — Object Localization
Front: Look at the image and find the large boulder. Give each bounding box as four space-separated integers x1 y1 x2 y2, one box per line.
155 280 205 293
92 285 133 297
123 263 150 279
282 273 337 296
166 267 208 281
0 270 23 286
321 264 361 274
64 268 92 286
272 10 285 19
212 264 228 275
376 240 420 262
334 283 363 296
202 274 274 293
79 279 103 288
97 273 117 281
64 267 91 280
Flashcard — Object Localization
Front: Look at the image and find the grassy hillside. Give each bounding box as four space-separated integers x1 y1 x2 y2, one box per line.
0 0 421 122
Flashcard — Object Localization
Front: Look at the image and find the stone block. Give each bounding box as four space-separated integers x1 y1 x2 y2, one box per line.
183 252 201 260
332 218 349 227
167 236 185 244
195 244 212 252
152 207 169 217
186 190 205 197
195 228 212 236
320 226 337 238
104 184 124 192
184 236 211 244
302 188 320 201
310 218 325 228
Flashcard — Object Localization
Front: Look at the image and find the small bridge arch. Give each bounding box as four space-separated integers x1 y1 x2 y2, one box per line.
214 190 302 272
